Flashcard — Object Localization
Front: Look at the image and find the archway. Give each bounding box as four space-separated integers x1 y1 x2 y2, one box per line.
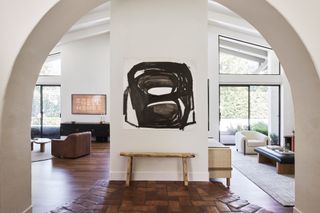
0 1 107 212
1 0 319 212
216 1 320 212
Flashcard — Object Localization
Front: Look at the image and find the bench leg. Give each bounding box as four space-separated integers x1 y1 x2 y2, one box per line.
126 157 133 186
182 158 188 186
226 178 230 187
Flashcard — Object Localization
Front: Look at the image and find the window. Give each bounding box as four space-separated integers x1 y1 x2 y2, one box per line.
219 36 279 75
39 53 61 76
219 85 280 145
31 85 61 139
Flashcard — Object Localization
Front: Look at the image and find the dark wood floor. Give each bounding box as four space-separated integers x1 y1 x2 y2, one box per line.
32 143 292 213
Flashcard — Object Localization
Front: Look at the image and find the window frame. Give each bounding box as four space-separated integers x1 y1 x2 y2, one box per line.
218 84 281 145
39 52 61 76
218 35 281 76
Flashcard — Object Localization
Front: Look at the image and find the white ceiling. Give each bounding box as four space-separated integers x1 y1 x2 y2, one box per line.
57 0 261 46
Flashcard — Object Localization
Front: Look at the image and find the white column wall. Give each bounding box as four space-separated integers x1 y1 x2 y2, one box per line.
281 68 295 145
110 0 208 181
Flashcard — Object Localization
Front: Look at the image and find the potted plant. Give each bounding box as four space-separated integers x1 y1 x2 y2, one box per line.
270 133 279 145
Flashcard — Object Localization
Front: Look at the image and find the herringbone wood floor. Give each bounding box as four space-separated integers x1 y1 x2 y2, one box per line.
32 143 293 213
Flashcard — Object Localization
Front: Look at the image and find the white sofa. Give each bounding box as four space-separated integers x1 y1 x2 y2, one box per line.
235 130 269 154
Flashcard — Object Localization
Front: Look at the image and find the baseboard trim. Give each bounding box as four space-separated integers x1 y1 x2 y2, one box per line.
22 205 32 213
110 171 209 181
293 207 302 213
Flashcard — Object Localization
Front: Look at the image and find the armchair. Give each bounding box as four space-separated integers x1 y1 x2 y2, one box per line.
208 140 232 187
235 130 268 155
51 131 91 158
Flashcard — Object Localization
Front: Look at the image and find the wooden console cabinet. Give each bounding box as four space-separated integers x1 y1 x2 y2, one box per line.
60 122 110 142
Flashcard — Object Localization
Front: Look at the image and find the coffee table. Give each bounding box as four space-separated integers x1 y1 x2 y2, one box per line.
31 138 51 152
255 146 294 174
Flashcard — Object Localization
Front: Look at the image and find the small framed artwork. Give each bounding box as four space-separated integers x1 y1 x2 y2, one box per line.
72 94 106 115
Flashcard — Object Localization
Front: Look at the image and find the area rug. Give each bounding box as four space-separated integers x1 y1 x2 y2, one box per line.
32 143 53 162
232 148 295 207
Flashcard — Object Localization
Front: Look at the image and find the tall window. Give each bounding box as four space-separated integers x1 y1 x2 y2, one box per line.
219 36 279 75
39 53 61 76
217 36 281 145
31 53 61 138
219 85 280 145
31 85 61 139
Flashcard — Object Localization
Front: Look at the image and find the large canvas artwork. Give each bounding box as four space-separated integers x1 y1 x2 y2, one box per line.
123 61 196 130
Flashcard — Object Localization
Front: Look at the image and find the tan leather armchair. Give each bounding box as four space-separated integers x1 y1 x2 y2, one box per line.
51 131 91 158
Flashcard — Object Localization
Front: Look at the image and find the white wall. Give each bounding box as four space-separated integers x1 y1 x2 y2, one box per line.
281 68 295 145
110 0 208 181
60 33 110 123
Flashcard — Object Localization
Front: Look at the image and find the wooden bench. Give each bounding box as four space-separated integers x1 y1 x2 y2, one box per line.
120 152 196 186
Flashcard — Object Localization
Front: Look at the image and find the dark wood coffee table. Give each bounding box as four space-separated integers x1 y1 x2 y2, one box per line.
255 146 294 174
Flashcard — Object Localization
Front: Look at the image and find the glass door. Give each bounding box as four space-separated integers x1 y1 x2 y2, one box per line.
219 86 249 145
31 85 61 139
250 86 280 145
219 85 280 145
42 86 61 138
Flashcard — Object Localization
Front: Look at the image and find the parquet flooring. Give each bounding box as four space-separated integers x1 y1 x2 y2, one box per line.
32 143 293 213
51 180 271 213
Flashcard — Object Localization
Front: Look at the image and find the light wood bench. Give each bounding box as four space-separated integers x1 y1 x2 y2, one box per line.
120 152 196 186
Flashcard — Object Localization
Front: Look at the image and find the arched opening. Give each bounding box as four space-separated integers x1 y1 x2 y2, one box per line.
0 1 108 212
216 1 320 212
1 0 319 212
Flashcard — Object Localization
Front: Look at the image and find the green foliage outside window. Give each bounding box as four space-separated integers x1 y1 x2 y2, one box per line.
251 121 268 135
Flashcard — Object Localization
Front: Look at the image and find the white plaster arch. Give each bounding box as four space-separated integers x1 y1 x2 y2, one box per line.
216 1 320 212
0 0 319 212
0 1 107 212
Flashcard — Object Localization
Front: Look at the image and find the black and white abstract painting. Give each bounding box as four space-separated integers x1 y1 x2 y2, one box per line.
123 61 196 130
